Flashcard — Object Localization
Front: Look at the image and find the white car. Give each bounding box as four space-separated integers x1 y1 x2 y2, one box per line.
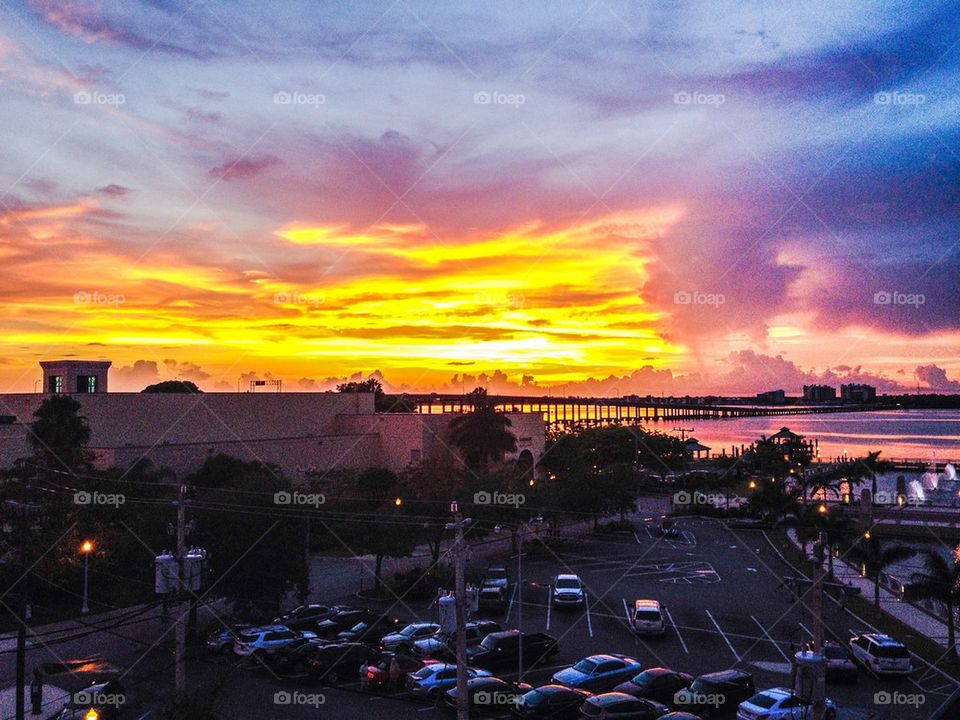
233 625 316 657
630 599 665 636
849 633 912 676
552 574 585 607
737 687 836 720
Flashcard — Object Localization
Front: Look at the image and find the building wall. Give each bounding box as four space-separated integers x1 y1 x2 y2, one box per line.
0 393 546 480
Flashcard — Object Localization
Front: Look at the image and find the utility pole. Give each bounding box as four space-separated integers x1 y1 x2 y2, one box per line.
517 524 523 681
812 531 827 720
15 480 29 720
175 482 187 704
447 502 469 720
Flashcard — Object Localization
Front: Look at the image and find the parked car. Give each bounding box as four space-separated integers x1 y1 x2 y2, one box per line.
514 684 591 719
613 667 693 704
674 670 755 717
269 639 326 678
413 620 501 659
478 565 511 612
381 622 441 654
552 574 585 608
629 599 665 636
364 652 432 692
53 679 125 720
478 579 510 612
658 517 679 538
309 642 380 684
444 676 532 712
274 604 342 631
205 623 252 653
848 633 912 676
233 625 315 658
552 654 643 693
405 663 492 700
466 630 558 672
314 608 379 638
579 692 669 719
336 614 403 643
822 641 858 681
736 687 837 720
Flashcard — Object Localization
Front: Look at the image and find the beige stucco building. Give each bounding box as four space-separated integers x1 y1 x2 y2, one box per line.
0 361 546 482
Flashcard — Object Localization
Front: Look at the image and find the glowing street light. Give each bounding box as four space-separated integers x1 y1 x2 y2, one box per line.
864 531 871 540
818 504 827 514
394 497 402 507
84 710 99 720
80 540 94 614
748 480 757 490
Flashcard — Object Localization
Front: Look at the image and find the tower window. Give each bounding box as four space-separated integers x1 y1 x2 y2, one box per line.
49 375 64 393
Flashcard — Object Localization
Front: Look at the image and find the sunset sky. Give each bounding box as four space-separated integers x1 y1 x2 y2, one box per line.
1 1 959 395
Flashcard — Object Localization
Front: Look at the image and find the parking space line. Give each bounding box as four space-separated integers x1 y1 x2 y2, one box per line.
622 598 631 626
546 587 552 630
504 584 517 624
751 615 790 662
585 593 593 637
799 622 812 642
706 610 741 662
663 605 688 654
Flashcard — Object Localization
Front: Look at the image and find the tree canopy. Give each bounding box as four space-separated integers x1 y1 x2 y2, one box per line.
142 380 203 393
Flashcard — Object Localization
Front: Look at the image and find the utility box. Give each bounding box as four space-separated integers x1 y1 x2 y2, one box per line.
155 553 178 594
183 548 207 592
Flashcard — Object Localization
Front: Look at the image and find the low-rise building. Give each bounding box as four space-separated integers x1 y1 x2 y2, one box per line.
0 360 546 482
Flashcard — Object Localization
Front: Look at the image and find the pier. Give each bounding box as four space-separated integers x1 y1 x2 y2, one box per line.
405 393 889 430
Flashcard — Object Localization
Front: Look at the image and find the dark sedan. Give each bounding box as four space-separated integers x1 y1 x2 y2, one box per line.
580 693 669 719
445 676 532 714
514 684 591 719
612 667 693 705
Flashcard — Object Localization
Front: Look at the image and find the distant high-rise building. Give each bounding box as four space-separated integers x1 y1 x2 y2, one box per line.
841 383 877 403
756 389 786 404
803 384 836 402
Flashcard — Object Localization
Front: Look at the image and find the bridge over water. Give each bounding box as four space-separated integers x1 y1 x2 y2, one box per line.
405 393 887 429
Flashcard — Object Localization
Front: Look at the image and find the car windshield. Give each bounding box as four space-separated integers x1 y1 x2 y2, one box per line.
747 693 778 709
572 659 597 674
631 671 654 686
875 645 910 659
398 626 419 637
239 631 260 640
689 679 715 693
349 623 367 633
480 636 498 650
520 689 546 707
414 666 440 679
556 578 580 589
635 610 661 621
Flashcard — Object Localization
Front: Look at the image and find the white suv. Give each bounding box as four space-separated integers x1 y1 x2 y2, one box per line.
552 574 585 607
849 633 912 676
630 599 665 636
233 625 315 657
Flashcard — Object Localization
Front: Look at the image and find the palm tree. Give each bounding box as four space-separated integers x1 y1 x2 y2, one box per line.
816 510 856 578
448 388 517 481
846 533 916 612
911 548 960 661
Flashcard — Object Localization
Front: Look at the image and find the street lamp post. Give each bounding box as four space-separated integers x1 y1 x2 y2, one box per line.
80 540 93 614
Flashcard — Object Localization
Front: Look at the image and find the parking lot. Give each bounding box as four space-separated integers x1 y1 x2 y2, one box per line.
207 516 959 719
